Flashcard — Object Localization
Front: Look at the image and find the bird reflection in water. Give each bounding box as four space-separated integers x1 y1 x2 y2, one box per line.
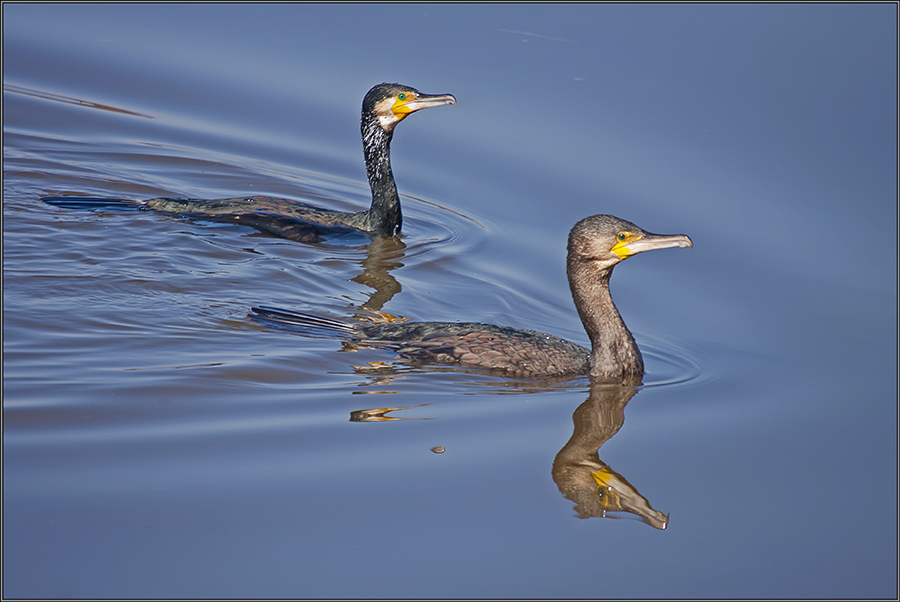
552 381 668 529
349 403 434 422
339 234 414 380
345 379 668 528
348 235 407 318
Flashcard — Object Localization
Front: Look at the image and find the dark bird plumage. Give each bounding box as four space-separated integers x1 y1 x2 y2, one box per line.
252 214 692 381
42 83 456 242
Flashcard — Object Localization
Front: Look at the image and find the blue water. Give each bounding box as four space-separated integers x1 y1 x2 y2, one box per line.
4 4 897 598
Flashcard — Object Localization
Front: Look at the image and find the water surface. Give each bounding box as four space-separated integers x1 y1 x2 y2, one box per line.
4 4 897 599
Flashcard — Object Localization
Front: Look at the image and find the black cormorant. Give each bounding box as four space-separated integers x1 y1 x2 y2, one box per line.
42 83 456 242
251 214 692 381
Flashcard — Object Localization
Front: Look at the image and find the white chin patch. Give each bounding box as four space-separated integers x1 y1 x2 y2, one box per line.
376 98 401 130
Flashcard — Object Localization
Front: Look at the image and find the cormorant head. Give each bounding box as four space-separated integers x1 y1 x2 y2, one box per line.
568 214 692 273
363 83 456 133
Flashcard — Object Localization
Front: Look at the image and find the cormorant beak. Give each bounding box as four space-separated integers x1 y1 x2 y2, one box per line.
612 232 693 260
392 92 457 120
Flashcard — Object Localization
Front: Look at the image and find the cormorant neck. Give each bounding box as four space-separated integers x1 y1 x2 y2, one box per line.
567 256 644 381
361 115 401 236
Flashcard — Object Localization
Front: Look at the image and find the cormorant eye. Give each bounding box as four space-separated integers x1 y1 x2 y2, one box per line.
617 232 627 242
397 93 407 101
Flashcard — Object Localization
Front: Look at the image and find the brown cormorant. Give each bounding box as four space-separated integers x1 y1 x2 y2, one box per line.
42 83 456 242
251 214 692 381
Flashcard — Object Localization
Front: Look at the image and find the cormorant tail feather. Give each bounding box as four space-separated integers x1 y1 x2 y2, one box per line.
42 196 145 210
